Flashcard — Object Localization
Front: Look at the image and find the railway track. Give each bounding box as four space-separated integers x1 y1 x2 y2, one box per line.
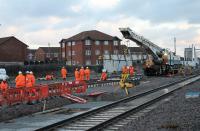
35 74 200 131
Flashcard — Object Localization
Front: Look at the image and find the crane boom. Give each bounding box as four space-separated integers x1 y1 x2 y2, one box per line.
119 27 163 60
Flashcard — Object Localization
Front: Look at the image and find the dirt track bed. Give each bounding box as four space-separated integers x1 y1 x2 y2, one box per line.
0 75 189 122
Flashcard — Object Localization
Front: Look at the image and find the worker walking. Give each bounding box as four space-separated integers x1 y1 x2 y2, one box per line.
61 66 67 80
84 67 90 80
79 67 85 81
101 69 107 81
15 71 25 88
0 78 8 92
75 68 80 81
129 65 135 77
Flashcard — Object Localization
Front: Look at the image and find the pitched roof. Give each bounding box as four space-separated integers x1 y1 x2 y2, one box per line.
61 30 121 42
0 36 28 46
39 47 60 53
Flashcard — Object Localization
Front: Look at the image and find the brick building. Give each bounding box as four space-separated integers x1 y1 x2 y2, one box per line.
60 30 121 65
35 47 61 62
27 49 37 61
0 36 28 65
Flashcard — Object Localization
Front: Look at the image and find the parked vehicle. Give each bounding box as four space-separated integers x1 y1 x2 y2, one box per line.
0 68 9 81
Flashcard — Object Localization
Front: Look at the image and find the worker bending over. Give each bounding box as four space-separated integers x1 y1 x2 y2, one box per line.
61 66 67 80
101 69 107 81
15 71 25 88
84 67 90 80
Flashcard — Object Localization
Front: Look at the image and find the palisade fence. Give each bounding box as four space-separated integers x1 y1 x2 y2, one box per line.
0 64 103 77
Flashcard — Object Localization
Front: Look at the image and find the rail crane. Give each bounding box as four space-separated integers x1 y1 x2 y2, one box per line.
119 27 181 75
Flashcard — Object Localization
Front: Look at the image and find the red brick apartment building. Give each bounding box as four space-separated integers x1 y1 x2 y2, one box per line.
0 36 28 65
60 30 121 65
35 47 61 62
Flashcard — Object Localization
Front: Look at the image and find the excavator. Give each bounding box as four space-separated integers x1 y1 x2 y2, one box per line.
119 27 181 76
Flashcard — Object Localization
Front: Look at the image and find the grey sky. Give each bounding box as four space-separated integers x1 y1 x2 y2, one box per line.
0 0 200 56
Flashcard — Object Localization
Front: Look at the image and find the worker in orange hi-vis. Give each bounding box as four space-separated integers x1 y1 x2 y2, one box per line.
122 66 127 74
15 71 25 88
129 65 135 77
79 66 85 81
29 71 36 86
25 71 33 88
100 69 107 81
0 78 8 92
61 66 67 80
74 68 80 81
84 67 91 80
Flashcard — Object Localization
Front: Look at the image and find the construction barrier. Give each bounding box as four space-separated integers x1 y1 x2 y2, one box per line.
0 80 87 106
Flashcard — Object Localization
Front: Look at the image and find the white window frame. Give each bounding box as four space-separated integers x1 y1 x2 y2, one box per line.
85 40 91 45
85 50 91 55
86 60 91 65
114 50 118 55
95 50 100 55
62 52 65 58
104 50 109 55
95 41 100 45
68 51 71 56
114 41 118 46
72 41 75 46
104 41 109 45
46 53 50 58
54 53 58 57
67 42 71 46
62 42 65 48
96 60 99 65
72 51 75 55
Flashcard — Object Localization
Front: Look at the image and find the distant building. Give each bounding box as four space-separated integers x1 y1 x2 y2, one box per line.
60 30 121 65
35 47 61 62
0 36 28 65
26 49 37 61
184 45 198 67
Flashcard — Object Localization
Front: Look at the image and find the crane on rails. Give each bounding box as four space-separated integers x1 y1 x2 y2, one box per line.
119 27 181 75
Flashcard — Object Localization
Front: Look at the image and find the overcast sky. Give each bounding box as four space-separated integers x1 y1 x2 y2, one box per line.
0 0 200 56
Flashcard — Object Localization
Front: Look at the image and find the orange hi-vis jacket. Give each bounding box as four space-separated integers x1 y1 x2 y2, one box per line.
26 74 33 88
129 66 135 76
15 74 25 88
29 74 36 86
122 66 128 74
0 81 8 91
101 72 107 81
84 69 90 80
75 70 80 81
61 68 67 78
79 69 85 80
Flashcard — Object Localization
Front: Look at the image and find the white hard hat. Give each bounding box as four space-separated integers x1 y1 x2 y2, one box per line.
26 71 30 74
18 71 22 74
2 77 6 81
30 71 33 74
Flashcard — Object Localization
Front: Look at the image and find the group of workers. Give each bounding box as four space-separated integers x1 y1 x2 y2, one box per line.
0 71 36 92
122 65 135 76
74 67 91 81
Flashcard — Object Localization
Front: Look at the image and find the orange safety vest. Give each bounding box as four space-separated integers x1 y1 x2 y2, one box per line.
75 70 80 81
84 69 90 80
29 74 36 86
26 74 33 88
15 74 25 88
129 66 135 76
0 81 8 91
79 69 85 80
61 68 67 78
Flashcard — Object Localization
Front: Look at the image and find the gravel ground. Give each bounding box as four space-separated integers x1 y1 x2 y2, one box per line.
126 77 200 131
0 75 193 122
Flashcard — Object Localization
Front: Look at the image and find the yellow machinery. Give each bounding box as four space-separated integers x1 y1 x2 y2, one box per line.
119 74 135 95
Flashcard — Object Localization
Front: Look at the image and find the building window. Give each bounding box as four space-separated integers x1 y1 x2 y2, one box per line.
95 50 100 55
72 41 75 46
104 50 109 55
86 60 91 65
54 53 58 57
62 52 65 58
85 40 91 45
114 41 118 46
68 42 71 46
72 51 75 55
68 51 71 56
114 50 118 54
104 41 109 45
85 50 91 55
95 41 100 45
46 53 50 58
96 60 99 65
